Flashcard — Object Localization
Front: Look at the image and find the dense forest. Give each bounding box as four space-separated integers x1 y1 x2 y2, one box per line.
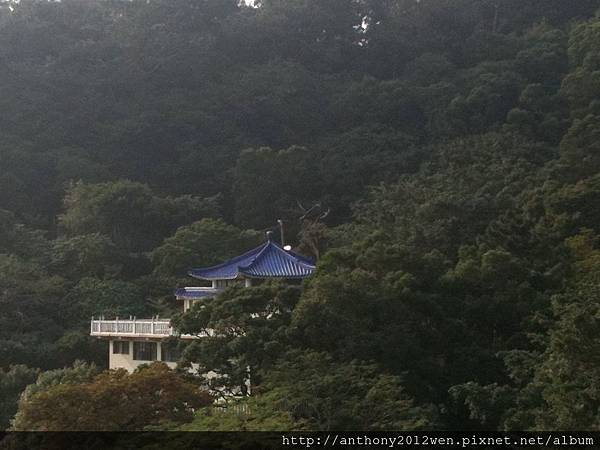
2 0 600 431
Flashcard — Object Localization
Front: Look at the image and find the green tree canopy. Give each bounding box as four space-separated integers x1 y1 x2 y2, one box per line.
151 218 261 279
59 180 219 252
0 365 39 431
12 362 212 431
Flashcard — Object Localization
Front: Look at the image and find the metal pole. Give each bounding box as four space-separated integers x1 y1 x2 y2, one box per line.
277 219 285 246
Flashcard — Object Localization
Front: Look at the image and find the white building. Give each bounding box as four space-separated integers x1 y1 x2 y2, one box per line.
90 232 316 372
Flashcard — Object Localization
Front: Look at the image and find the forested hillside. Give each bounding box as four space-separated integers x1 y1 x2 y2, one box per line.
2 0 600 431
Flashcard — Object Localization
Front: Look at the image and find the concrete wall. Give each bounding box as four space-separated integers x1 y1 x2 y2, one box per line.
107 340 238 392
109 340 177 372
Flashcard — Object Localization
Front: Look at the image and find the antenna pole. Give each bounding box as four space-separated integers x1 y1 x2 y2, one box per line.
277 219 285 246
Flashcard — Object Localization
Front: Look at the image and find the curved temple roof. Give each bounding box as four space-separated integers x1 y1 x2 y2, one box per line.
188 240 316 280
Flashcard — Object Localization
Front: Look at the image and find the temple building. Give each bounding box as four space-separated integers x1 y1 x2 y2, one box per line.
90 233 316 372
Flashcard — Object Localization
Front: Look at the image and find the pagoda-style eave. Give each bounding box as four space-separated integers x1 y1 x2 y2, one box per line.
241 273 311 279
188 239 316 281
187 272 239 281
187 273 310 281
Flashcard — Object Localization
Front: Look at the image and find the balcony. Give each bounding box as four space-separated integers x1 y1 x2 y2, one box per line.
90 317 204 339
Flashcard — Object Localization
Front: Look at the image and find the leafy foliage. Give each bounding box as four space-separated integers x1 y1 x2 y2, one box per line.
173 282 301 395
59 180 219 253
1 0 600 432
12 362 212 431
180 396 299 431
152 218 261 279
259 351 437 431
0 365 39 431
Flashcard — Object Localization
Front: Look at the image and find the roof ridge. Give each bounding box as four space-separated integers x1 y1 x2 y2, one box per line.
188 239 316 280
270 242 316 268
238 240 279 271
188 241 267 279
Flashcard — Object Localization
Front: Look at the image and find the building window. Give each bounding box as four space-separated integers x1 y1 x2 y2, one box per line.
112 341 129 355
133 341 157 361
160 343 181 363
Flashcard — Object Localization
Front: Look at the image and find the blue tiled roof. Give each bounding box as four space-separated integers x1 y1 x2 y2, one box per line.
174 288 220 299
188 240 316 280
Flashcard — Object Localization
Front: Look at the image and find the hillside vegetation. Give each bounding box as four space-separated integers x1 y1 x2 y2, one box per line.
2 0 600 431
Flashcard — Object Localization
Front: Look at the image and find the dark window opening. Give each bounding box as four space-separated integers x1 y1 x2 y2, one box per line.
112 340 129 355
133 341 157 361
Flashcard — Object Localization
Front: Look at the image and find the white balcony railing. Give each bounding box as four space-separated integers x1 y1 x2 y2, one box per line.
90 317 202 339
